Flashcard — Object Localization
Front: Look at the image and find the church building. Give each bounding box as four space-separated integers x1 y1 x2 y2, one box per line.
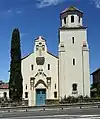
21 6 90 106
22 36 58 106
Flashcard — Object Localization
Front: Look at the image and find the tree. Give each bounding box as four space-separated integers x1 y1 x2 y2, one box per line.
9 28 23 101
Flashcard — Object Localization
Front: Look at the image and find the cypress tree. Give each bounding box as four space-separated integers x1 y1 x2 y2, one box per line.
9 28 23 101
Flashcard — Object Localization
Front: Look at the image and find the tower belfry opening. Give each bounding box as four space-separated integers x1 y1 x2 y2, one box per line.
60 6 83 28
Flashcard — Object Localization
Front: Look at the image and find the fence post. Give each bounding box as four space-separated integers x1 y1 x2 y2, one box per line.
98 105 100 108
80 106 82 109
43 108 45 111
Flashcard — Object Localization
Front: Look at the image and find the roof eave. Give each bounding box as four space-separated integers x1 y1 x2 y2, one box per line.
21 52 33 60
60 10 83 15
59 26 87 30
47 51 58 59
91 68 100 75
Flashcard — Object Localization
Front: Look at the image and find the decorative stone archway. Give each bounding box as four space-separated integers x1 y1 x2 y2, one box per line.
35 79 48 88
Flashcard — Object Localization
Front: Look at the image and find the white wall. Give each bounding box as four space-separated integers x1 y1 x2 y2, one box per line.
62 14 82 27
82 47 90 96
59 28 90 99
0 89 9 98
22 38 58 106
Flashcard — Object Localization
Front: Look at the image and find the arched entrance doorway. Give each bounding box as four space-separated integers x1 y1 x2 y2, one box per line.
36 89 46 105
35 79 47 106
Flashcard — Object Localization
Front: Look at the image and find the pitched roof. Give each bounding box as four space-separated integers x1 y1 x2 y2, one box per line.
91 68 100 75
21 51 58 60
0 83 9 89
35 36 46 41
61 6 83 14
47 51 58 59
21 52 33 60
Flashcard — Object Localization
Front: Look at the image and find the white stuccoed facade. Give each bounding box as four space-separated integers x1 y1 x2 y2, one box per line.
21 6 90 106
22 36 58 106
59 6 90 99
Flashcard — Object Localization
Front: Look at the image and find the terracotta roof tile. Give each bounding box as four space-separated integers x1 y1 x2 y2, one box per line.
0 83 9 89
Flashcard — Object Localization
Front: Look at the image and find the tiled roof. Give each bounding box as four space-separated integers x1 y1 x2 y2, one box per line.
61 6 83 14
0 83 9 89
91 68 100 75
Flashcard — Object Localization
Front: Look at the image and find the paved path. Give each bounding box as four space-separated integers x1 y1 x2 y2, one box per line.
0 107 100 119
0 115 100 119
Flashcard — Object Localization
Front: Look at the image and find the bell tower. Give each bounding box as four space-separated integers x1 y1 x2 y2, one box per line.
60 6 83 28
59 6 90 99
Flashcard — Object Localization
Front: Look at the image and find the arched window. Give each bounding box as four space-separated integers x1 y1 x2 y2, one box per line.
3 92 7 98
73 59 76 66
26 84 27 90
31 65 34 70
25 92 28 98
72 37 74 44
54 92 57 98
55 84 56 89
42 45 45 51
36 45 39 51
71 16 74 23
48 64 50 70
79 16 81 23
64 17 66 24
72 84 77 91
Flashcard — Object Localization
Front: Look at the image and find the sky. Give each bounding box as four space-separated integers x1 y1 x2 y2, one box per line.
0 0 100 82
